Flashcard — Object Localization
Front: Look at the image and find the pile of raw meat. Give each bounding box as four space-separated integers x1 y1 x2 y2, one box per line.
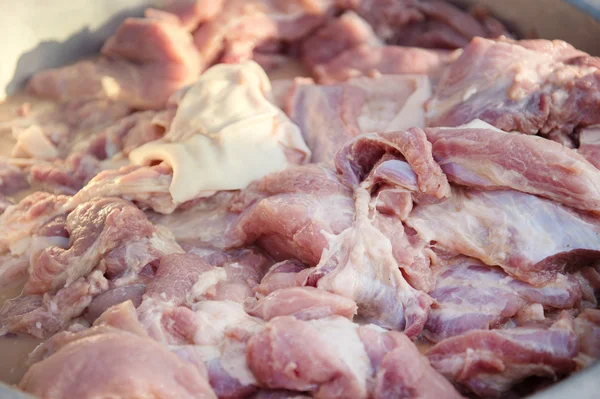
1 0 600 398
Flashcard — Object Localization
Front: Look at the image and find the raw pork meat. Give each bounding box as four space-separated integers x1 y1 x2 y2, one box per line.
28 110 167 195
28 16 201 110
348 0 508 47
300 11 382 70
424 257 582 342
246 316 463 398
287 75 431 163
406 187 600 286
0 192 70 287
25 197 182 295
574 308 600 368
191 0 335 66
70 164 176 214
231 164 354 265
0 272 107 339
20 303 216 399
335 128 450 200
254 260 313 297
0 159 28 195
426 38 600 137
150 192 241 249
424 125 600 212
315 44 454 84
1 197 182 338
245 286 357 321
578 125 600 169
426 313 578 397
306 188 431 335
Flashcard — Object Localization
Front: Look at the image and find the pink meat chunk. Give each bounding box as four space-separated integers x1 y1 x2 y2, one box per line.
426 313 578 397
406 187 600 286
246 316 463 399
424 257 583 342
0 192 70 288
287 75 432 163
84 283 146 323
149 300 265 397
346 0 508 47
230 164 354 265
245 286 357 321
20 323 216 398
425 125 600 213
28 16 201 110
426 38 600 137
301 11 381 70
143 253 214 307
192 0 336 67
0 271 108 339
25 197 182 295
187 248 273 304
315 44 453 84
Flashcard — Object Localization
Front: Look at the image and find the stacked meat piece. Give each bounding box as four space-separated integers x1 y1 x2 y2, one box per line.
1 1 600 399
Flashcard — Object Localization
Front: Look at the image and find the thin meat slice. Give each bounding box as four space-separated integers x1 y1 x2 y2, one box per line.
84 283 146 323
426 38 600 137
245 286 357 321
574 308 600 369
28 16 201 110
315 44 454 84
246 316 463 399
287 75 432 163
424 257 582 342
406 187 600 286
426 313 578 397
254 260 313 297
231 164 355 266
20 323 216 398
26 197 183 295
301 11 382 70
425 124 600 213
306 188 431 335
70 164 176 214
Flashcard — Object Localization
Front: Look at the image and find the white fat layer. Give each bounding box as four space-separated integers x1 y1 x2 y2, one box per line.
129 61 311 204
